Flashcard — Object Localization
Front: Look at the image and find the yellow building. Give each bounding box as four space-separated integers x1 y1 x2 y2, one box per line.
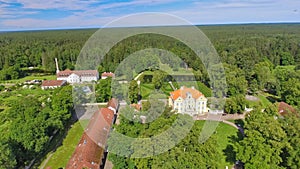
169 86 208 116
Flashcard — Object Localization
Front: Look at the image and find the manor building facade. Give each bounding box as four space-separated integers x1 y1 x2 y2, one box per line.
57 69 99 83
169 86 208 116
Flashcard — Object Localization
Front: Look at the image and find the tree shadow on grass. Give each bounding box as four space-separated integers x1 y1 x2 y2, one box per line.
234 119 245 128
223 130 244 164
34 108 82 168
266 96 280 104
224 144 236 163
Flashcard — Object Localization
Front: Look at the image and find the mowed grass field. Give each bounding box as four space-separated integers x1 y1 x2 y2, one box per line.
215 121 239 167
0 75 56 84
193 120 238 167
246 92 275 108
140 81 212 99
41 120 89 169
140 82 174 99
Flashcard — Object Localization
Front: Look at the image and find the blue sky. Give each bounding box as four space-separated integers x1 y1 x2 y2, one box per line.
0 0 300 31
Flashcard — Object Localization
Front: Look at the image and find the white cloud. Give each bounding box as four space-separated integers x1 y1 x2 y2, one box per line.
169 0 300 24
193 0 273 9
12 0 180 11
60 0 182 18
1 0 300 30
0 0 184 30
13 0 99 10
0 0 182 19
0 2 38 19
1 15 118 30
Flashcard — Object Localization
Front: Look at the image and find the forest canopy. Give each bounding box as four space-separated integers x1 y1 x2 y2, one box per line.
1 24 299 108
0 24 300 168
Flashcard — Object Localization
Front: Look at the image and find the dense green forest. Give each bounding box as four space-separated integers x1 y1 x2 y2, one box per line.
1 24 299 108
0 24 300 168
1 24 300 71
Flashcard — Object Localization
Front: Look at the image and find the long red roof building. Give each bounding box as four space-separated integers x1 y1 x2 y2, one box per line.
57 69 99 78
66 106 116 169
41 80 66 89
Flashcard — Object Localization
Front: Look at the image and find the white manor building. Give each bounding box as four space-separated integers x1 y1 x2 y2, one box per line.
54 58 99 84
169 86 208 116
57 69 99 83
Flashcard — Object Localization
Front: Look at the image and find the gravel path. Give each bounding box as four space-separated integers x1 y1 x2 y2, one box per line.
245 95 260 101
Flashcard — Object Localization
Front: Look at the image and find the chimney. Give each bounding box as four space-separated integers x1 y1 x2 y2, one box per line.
55 58 60 74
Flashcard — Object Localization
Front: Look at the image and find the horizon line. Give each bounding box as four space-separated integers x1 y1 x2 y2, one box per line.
1 21 300 33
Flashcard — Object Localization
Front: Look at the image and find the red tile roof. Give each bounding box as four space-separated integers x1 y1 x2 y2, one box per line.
65 108 115 169
101 108 115 125
130 103 141 111
278 102 298 116
85 109 111 148
41 80 66 87
107 98 119 110
66 132 104 169
169 86 204 100
57 70 98 78
101 72 115 78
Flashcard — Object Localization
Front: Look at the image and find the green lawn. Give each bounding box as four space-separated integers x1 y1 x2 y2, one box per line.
161 83 175 95
257 93 272 107
0 87 52 107
215 121 239 167
0 75 56 84
246 92 276 108
142 68 197 76
140 81 211 99
181 81 212 97
13 87 50 96
140 83 155 99
140 82 179 99
193 120 238 167
41 120 86 169
246 99 260 108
